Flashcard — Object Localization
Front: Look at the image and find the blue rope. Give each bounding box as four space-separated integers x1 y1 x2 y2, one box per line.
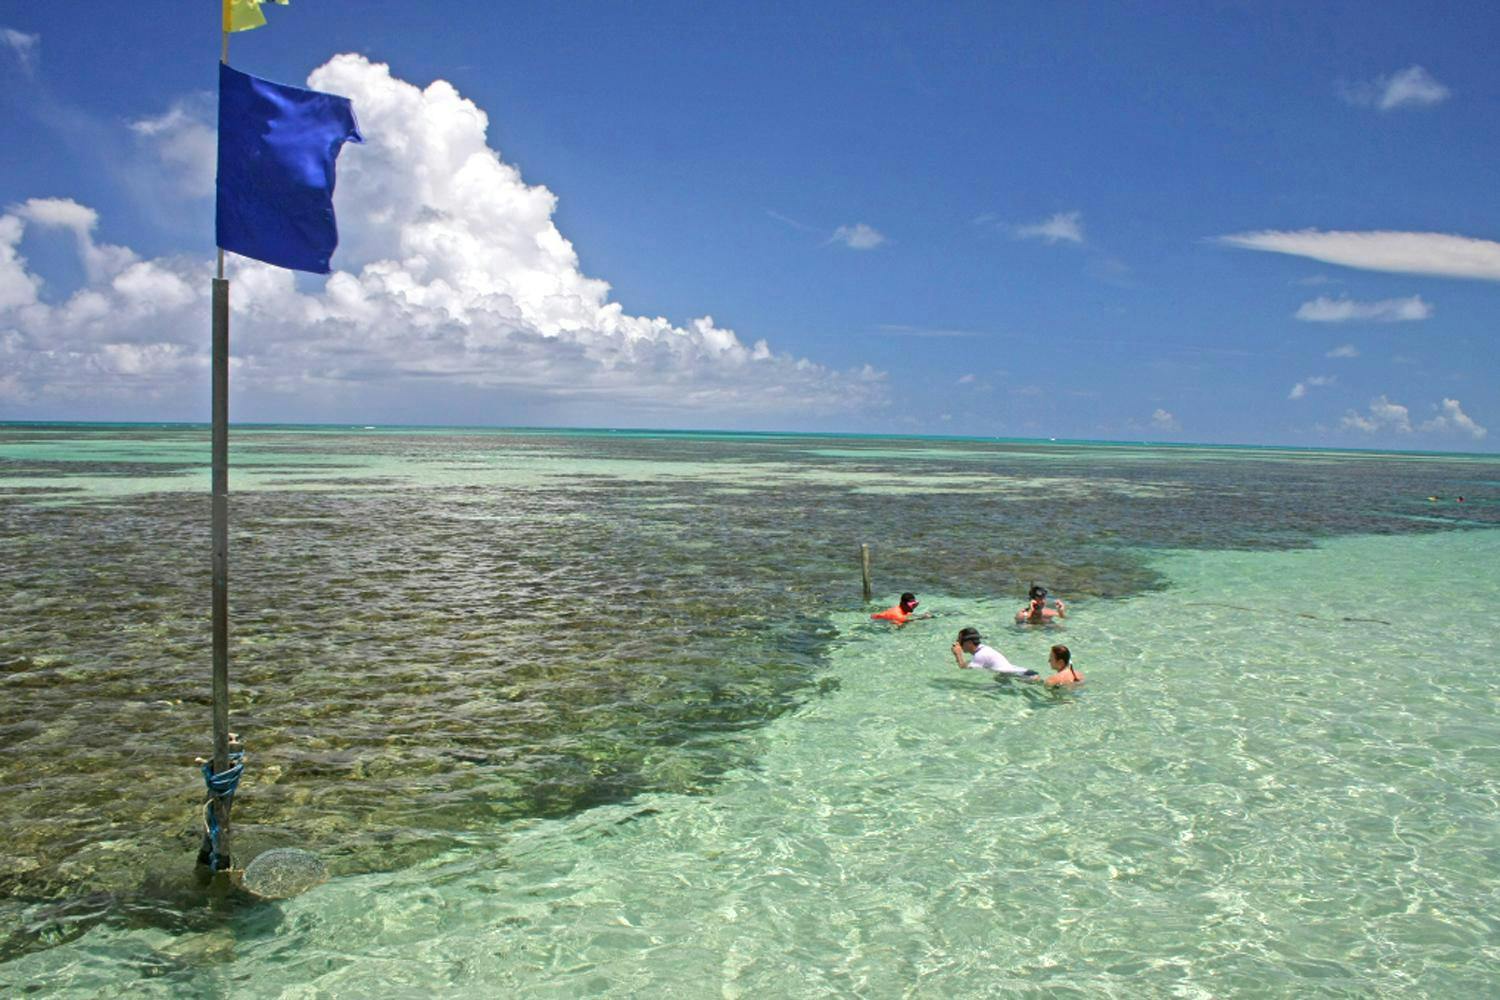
201 751 245 871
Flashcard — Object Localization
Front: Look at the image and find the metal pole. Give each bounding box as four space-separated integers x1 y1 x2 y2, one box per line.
207 276 233 870
195 5 237 876
860 543 872 603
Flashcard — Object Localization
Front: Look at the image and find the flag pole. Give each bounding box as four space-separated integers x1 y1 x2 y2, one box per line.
199 1 360 880
200 0 236 876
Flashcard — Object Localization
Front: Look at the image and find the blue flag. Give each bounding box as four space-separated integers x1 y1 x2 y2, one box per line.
216 63 363 274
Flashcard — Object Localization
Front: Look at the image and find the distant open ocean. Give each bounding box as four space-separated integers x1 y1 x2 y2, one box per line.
2 423 1496 996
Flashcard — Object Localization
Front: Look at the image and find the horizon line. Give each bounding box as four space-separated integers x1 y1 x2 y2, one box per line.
0 419 1494 460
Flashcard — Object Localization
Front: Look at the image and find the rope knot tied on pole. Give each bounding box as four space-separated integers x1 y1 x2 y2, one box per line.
199 748 246 872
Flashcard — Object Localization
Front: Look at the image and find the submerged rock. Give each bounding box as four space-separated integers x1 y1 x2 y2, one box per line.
240 848 328 900
160 927 237 965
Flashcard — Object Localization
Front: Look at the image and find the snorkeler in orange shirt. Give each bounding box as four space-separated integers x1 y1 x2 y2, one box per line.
871 592 920 624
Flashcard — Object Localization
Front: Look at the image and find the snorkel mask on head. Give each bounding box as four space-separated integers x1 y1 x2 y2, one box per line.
1028 584 1048 603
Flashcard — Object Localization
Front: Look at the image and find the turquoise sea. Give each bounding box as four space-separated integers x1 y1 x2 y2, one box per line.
1 424 1496 997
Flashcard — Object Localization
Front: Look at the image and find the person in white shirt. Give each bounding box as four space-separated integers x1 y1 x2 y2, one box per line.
951 627 1039 680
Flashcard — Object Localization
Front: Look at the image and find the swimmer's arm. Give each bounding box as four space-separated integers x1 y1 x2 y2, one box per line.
951 642 970 669
1053 599 1066 618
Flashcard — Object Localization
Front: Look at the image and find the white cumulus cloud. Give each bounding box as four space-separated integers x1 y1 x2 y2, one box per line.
1326 344 1359 359
1339 65 1451 111
1151 408 1179 431
1340 395 1488 440
0 214 41 311
1419 398 1487 440
1341 395 1413 434
830 223 886 250
1294 295 1431 323
1289 375 1335 400
0 55 883 422
1219 229 1500 282
1014 211 1084 245
9 197 138 283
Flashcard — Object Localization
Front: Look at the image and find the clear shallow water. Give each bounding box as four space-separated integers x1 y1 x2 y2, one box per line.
1 426 1497 995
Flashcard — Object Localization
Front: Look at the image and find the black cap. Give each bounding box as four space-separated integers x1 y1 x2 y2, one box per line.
957 627 981 644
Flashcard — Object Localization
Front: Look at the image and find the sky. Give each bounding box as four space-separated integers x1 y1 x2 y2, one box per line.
1 1 1497 451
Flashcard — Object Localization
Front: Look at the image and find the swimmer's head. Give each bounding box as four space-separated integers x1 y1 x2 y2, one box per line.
900 592 918 611
957 627 981 648
1050 644 1071 666
1028 584 1048 603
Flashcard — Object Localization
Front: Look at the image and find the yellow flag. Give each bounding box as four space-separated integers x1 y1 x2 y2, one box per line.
224 0 290 33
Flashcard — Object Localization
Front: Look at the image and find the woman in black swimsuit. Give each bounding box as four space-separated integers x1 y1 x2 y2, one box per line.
1043 644 1084 687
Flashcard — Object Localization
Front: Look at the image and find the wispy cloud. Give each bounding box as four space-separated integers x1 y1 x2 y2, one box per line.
128 96 218 200
773 211 888 251
1151 408 1180 431
1419 398 1487 439
1289 375 1335 400
1 27 39 76
877 324 982 339
831 223 886 250
1086 255 1134 287
956 373 975 385
1338 65 1451 111
1326 344 1360 359
766 209 819 234
1014 211 1084 245
1295 294 1431 323
1218 229 1500 282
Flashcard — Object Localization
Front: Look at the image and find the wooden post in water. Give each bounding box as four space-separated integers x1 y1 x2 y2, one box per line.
860 543 872 602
